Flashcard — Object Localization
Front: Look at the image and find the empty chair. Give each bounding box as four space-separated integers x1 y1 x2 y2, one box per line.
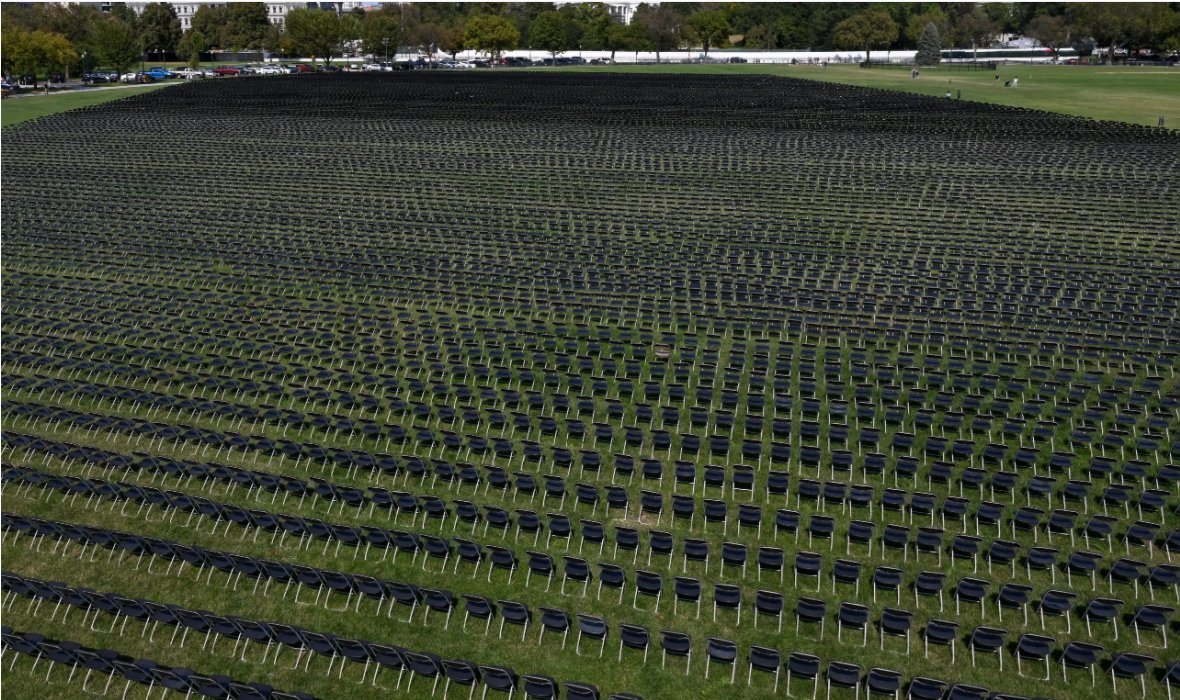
713 584 742 624
497 600 530 641
660 630 691 674
826 661 861 700
753 590 784 632
672 576 702 618
1110 652 1155 698
441 659 479 700
837 602 869 647
720 542 747 578
523 552 554 590
618 623 649 664
1015 633 1054 680
521 674 559 700
562 556 592 597
796 597 827 640
1083 597 1124 640
479 661 516 694
795 552 823 591
879 608 913 654
923 619 959 663
913 571 945 611
705 638 738 683
564 681 600 700
906 677 948 700
1130 604 1173 648
747 645 781 691
786 651 821 699
597 563 625 604
462 595 494 634
1061 640 1104 686
864 668 902 699
1038 589 1076 634
537 607 570 649
633 571 662 612
968 627 1007 671
575 614 607 657
757 546 784 583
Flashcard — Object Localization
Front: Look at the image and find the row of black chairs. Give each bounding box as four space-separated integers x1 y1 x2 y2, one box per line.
1 626 315 700
1 572 625 700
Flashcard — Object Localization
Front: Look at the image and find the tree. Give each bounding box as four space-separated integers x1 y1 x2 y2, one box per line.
177 29 207 69
832 10 899 64
191 5 227 49
362 11 401 61
955 8 998 62
633 5 684 63
904 8 949 47
915 22 941 65
138 2 181 61
91 16 140 74
1 28 76 77
437 23 465 60
573 2 614 50
463 14 519 61
285 8 346 65
687 9 729 57
225 3 270 51
530 10 572 63
1025 14 1070 59
604 21 631 62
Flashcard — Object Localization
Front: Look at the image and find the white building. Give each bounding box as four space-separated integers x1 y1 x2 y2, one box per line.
553 2 645 25
123 2 368 30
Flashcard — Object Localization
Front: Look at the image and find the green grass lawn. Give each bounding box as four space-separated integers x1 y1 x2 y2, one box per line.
567 62 1180 128
1 83 172 128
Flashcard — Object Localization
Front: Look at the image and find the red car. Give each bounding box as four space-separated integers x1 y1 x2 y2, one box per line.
212 66 242 76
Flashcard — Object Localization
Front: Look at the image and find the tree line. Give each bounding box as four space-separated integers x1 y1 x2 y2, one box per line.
4 2 1179 78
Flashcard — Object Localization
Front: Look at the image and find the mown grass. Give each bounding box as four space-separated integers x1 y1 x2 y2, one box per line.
1 83 172 128
563 62 1180 128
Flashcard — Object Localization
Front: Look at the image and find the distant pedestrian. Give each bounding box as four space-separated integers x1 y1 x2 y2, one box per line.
1004 80 1011 87
945 89 951 98
1011 77 1019 88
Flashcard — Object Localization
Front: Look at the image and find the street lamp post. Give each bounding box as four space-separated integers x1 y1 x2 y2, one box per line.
383 37 390 64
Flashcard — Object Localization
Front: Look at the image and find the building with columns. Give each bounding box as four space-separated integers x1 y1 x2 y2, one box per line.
122 2 368 30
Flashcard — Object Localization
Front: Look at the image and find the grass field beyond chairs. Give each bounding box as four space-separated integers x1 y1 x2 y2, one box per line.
2 72 1179 699
568 62 1180 128
1 83 171 128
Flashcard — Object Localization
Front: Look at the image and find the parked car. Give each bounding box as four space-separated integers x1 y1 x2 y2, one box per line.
48 72 66 83
295 64 313 73
146 67 174 78
173 68 205 79
589 58 613 65
212 66 241 76
728 56 748 63
362 63 384 72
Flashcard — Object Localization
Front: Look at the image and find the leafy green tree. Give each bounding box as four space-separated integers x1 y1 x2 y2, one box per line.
633 5 683 63
604 21 631 61
177 29 207 69
1024 14 1070 59
438 23 465 60
225 3 270 51
2 27 77 77
687 9 729 57
285 8 346 65
904 8 949 47
138 2 180 61
91 16 140 74
463 14 519 61
530 10 573 63
915 22 941 65
362 11 401 61
954 8 998 62
832 10 899 63
573 2 614 51
191 5 227 49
